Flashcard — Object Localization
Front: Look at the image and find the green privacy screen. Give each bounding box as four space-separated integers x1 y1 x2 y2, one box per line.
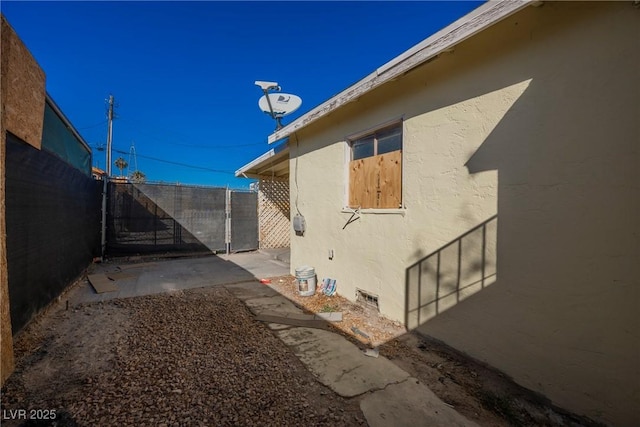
5 133 102 332
42 102 92 176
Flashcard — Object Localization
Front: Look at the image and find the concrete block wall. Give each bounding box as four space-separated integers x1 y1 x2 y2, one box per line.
0 15 47 384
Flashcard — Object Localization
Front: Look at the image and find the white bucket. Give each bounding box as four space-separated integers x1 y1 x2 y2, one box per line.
295 266 316 297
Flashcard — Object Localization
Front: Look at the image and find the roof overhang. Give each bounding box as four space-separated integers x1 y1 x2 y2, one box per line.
268 0 534 144
235 139 290 179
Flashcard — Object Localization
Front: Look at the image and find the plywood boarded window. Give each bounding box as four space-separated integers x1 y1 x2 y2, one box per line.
349 123 402 209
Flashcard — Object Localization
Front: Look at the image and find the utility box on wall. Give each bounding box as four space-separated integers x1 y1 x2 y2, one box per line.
293 214 306 236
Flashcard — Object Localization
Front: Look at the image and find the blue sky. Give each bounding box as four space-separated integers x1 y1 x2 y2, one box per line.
2 1 482 188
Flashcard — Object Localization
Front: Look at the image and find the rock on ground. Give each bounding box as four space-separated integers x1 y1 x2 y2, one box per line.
1 287 364 426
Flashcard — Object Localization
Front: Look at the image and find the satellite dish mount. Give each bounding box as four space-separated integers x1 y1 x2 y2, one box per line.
255 80 302 131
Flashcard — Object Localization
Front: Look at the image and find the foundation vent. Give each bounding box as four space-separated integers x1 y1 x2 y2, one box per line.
356 288 379 311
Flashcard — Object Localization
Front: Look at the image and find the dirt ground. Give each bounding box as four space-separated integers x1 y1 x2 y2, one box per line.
267 275 602 427
1 271 601 427
1 284 364 427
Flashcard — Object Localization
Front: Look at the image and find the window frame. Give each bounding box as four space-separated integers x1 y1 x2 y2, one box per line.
344 120 404 210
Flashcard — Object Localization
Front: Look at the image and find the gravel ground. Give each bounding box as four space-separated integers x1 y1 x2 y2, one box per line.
1 286 365 426
2 272 600 427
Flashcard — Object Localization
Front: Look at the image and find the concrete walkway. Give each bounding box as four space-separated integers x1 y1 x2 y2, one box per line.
259 247 290 265
226 281 478 427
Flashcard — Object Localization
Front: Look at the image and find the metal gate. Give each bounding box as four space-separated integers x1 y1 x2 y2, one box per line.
107 182 258 255
230 191 259 252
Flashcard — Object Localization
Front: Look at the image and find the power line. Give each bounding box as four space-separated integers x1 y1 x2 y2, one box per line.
78 120 108 130
172 141 267 149
111 148 235 175
117 118 266 149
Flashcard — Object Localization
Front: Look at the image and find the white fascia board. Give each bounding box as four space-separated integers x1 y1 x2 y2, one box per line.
267 0 533 144
235 140 289 177
235 148 276 177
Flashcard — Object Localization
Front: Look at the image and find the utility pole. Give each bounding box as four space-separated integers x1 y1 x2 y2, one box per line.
101 95 115 259
106 95 114 177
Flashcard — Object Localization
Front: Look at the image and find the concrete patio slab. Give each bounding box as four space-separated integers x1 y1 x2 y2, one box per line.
68 252 289 304
360 377 479 427
220 251 290 279
225 281 281 300
228 285 306 331
242 295 302 315
87 273 118 293
276 327 409 397
259 248 290 265
254 313 331 330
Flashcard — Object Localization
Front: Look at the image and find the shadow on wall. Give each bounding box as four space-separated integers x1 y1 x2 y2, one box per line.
283 3 637 424
402 3 638 424
405 215 497 329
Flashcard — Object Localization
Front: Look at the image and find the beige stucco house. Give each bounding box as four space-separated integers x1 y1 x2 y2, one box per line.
237 1 639 425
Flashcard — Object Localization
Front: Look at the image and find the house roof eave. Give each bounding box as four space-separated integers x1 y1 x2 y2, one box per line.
267 0 534 144
235 140 290 179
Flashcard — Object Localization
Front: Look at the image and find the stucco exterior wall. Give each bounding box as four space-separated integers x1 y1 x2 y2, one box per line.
0 15 47 384
289 3 638 425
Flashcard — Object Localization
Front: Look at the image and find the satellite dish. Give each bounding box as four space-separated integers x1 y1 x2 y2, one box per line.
258 93 302 117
